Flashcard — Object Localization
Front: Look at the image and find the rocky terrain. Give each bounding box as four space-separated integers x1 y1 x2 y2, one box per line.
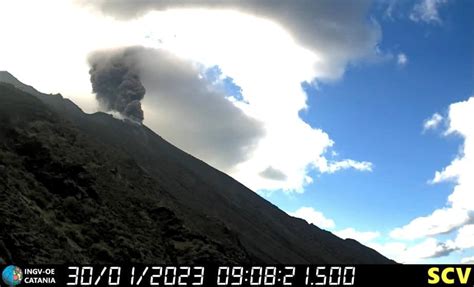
0 72 394 264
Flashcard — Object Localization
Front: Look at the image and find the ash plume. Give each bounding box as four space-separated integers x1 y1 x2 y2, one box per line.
87 46 265 172
88 48 145 123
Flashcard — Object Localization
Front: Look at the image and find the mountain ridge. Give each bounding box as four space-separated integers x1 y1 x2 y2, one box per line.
0 71 394 264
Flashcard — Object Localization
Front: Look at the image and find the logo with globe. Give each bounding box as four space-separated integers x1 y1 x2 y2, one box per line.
2 265 23 286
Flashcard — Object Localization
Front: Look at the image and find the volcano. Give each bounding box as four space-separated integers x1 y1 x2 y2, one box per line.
0 71 393 264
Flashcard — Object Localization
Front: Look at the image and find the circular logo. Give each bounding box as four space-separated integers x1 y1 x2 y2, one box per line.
2 265 23 286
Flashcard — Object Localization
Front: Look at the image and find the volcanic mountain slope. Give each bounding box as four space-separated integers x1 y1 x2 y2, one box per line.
0 72 394 264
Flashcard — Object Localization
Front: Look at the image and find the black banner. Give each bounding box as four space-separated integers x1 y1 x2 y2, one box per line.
1 264 473 287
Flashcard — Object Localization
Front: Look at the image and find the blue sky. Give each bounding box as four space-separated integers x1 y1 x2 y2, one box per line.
263 0 474 263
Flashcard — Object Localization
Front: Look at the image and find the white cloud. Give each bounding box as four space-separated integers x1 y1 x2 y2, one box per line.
383 0 397 20
390 96 474 245
288 207 391 260
370 238 456 263
288 207 336 229
453 224 474 249
397 53 408 66
399 238 455 262
368 241 407 262
288 206 461 263
79 0 381 80
334 228 380 244
423 113 444 132
461 256 474 264
0 1 378 192
318 158 373 174
410 0 448 24
390 208 471 240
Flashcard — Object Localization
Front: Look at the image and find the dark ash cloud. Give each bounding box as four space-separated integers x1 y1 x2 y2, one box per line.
88 46 265 171
259 166 287 181
88 48 145 122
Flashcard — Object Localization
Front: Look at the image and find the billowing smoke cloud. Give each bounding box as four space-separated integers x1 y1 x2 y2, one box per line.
88 46 265 171
88 48 146 122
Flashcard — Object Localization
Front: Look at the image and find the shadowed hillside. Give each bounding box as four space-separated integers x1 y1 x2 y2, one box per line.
0 72 394 264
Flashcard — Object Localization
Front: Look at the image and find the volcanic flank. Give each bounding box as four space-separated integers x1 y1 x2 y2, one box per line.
0 71 394 264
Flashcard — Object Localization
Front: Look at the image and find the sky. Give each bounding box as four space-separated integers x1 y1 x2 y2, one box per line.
0 0 473 264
